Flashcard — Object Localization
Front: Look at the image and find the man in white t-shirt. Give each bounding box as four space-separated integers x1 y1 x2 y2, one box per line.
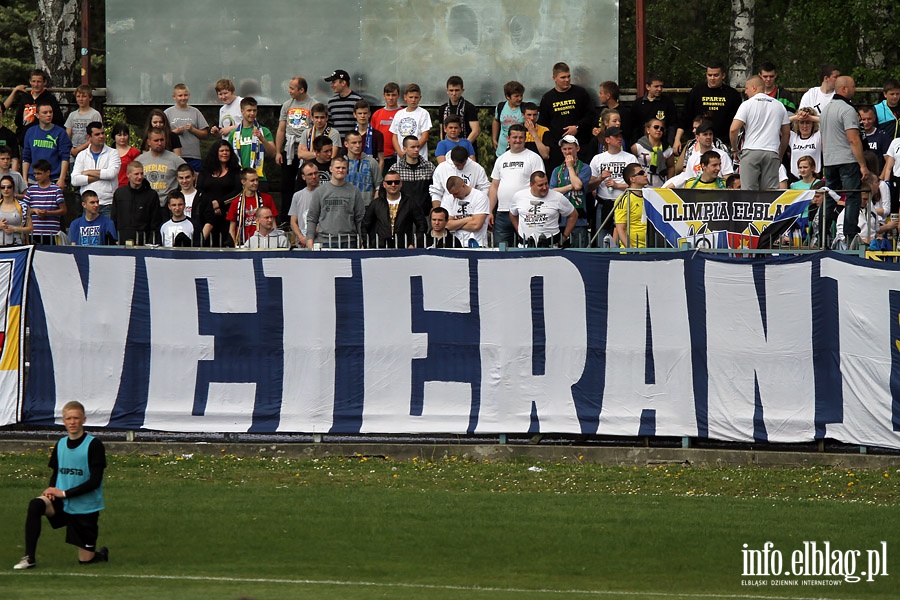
588 126 638 239
442 175 490 247
488 123 545 247
509 171 576 247
430 146 490 208
730 75 790 190
798 64 840 115
160 191 194 247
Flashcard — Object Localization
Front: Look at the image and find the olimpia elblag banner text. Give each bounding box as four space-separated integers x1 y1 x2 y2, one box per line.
18 246 900 450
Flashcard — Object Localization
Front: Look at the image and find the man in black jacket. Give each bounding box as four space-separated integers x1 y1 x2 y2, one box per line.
111 161 163 245
361 172 427 248
630 75 679 146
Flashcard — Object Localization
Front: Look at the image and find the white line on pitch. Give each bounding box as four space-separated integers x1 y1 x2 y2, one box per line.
0 571 864 600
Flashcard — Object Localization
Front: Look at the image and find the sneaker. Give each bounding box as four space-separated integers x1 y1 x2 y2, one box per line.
79 547 109 565
13 555 35 570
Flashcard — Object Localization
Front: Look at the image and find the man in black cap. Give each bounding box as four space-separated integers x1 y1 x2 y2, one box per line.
324 70 363 140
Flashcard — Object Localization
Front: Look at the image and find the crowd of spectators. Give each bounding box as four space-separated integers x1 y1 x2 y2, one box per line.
1 61 898 251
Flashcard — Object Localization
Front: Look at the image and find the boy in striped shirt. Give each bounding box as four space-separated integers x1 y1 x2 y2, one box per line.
24 159 67 244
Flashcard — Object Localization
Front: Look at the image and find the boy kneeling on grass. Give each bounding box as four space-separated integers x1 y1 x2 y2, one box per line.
14 401 108 570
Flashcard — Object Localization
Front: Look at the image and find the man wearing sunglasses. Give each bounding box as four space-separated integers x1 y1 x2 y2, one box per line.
614 164 650 248
361 173 427 248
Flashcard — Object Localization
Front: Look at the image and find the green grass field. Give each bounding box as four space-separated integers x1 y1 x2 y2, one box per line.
1 449 898 599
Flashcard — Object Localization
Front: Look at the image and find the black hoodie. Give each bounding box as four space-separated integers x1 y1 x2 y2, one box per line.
111 178 162 245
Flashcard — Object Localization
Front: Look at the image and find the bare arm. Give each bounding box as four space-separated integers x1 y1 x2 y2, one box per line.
846 129 870 180
778 123 791 160
881 156 894 181
467 120 481 144
563 210 577 238
729 119 744 155
275 121 287 166
673 128 686 155
615 222 628 247
488 179 500 213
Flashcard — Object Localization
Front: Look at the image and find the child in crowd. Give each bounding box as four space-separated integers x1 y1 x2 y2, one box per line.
24 159 66 244
209 78 242 139
65 85 103 159
354 100 384 173
435 115 475 163
390 83 432 159
371 82 402 174
0 146 27 198
297 104 340 164
165 84 209 172
493 81 525 157
113 122 140 189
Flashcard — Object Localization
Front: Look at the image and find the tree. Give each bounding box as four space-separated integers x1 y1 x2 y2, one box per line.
728 0 755 86
0 1 39 87
28 0 78 88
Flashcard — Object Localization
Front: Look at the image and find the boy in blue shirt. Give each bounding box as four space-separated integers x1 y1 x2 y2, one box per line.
434 115 476 163
68 190 118 246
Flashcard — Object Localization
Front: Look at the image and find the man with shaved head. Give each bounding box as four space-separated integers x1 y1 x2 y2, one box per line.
730 75 790 190
820 76 870 244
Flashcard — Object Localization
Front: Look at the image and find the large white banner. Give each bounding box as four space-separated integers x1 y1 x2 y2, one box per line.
21 247 900 450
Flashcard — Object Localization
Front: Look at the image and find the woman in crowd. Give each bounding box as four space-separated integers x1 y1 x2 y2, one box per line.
631 117 675 187
113 122 140 189
195 139 241 247
140 109 182 155
0 174 31 246
583 108 621 159
789 155 821 190
787 107 821 181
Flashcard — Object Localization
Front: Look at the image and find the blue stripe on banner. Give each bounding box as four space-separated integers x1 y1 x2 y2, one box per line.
331 258 366 433
109 255 151 428
644 287 655 385
466 257 482 434
811 255 842 439
570 255 609 435
686 256 708 438
531 277 545 377
409 275 426 417
753 263 768 339
639 408 656 437
250 261 285 432
529 400 540 434
22 275 56 425
753 373 768 442
890 290 900 432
